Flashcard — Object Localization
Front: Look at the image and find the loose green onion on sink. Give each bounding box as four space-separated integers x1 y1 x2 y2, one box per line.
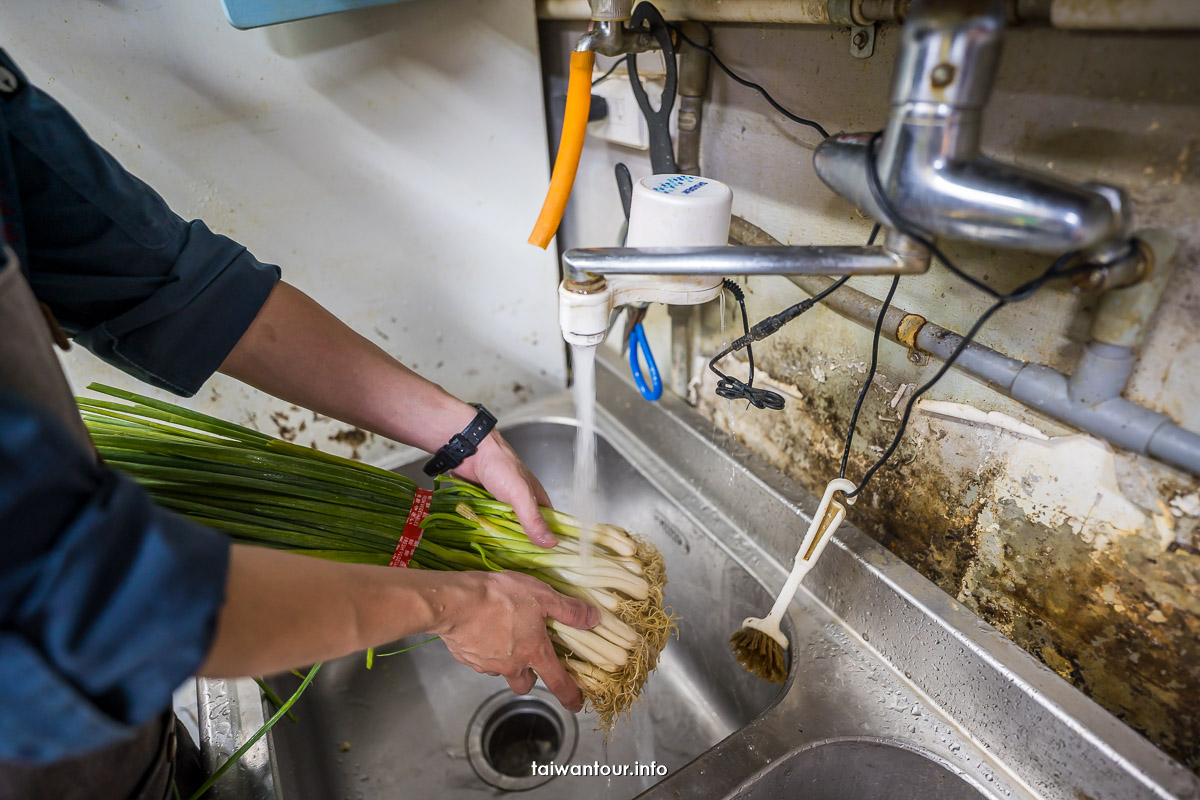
79 384 675 730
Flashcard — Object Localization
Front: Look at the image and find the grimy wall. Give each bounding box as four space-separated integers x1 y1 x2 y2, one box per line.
546 18 1200 773
8 0 566 465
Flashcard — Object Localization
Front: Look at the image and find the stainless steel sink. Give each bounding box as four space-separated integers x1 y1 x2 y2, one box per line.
253 420 784 799
730 740 992 800
197 348 1200 800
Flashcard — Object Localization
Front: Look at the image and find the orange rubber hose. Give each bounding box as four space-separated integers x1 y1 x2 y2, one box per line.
528 50 595 249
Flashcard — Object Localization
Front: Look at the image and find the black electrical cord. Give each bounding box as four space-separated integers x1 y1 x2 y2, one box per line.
845 298 1005 498
664 21 829 140
592 56 629 87
841 244 1133 499
707 225 880 411
840 274 899 482
740 274 851 346
707 277 847 410
836 130 1139 497
710 279 785 410
708 223 883 410
838 228 894 479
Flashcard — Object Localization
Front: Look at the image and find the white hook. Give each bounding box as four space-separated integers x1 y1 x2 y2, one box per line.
795 478 856 566
745 478 859 647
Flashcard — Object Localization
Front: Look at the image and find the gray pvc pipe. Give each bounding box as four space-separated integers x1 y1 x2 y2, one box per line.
727 217 1200 477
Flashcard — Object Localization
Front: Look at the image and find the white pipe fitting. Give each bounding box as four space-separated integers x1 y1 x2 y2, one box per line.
559 174 732 346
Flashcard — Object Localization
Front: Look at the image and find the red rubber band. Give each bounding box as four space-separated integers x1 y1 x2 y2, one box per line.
390 488 433 568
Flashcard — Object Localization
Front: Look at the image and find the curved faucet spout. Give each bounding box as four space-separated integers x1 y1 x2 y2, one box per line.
813 0 1130 257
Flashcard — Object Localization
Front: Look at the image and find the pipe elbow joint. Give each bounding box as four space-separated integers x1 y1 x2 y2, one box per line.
814 0 1131 257
559 279 613 346
812 134 1129 254
926 161 1127 253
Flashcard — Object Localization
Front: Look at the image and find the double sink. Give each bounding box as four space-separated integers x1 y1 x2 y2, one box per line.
196 349 1199 800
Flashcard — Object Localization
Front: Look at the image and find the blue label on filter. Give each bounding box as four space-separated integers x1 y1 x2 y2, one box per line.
649 175 710 195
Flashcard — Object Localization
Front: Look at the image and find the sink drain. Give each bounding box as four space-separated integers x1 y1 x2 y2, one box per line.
466 687 578 791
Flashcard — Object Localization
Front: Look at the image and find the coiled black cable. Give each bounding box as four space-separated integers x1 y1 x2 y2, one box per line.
707 227 880 410
710 279 785 410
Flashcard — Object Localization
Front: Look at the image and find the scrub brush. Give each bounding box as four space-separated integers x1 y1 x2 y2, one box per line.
731 478 856 683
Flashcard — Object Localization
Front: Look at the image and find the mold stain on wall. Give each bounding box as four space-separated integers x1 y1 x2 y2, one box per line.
694 338 1200 772
549 14 1200 773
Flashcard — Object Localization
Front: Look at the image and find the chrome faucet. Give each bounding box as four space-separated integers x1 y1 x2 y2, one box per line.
559 0 1138 348
814 0 1130 257
558 175 932 347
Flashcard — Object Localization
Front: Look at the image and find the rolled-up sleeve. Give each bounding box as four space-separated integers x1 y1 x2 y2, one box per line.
0 392 230 763
2 53 279 396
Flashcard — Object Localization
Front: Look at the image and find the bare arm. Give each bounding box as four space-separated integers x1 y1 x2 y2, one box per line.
210 282 594 706
219 281 557 546
201 545 598 711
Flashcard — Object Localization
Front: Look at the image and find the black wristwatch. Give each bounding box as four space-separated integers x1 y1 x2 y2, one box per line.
422 404 497 476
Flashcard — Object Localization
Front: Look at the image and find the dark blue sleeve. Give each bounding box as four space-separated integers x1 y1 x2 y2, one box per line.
0 51 280 396
0 392 231 763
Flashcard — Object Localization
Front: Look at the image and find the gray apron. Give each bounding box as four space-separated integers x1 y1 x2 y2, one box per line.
0 250 199 800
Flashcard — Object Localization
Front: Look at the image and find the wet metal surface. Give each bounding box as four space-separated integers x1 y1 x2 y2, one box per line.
257 417 782 799
199 349 1198 799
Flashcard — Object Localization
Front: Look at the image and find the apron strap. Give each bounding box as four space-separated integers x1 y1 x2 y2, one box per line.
0 246 92 453
0 248 185 799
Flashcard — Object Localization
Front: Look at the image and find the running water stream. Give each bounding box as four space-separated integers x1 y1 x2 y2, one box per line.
570 343 599 567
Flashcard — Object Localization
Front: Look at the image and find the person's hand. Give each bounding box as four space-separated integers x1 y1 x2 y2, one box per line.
437 571 599 712
452 431 558 548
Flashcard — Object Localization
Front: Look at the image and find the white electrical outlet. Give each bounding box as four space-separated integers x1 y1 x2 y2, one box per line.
588 69 668 150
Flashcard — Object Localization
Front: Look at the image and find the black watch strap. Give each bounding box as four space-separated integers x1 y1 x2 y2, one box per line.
423 404 497 476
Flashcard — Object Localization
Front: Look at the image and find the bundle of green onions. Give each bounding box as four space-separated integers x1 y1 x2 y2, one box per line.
78 385 673 729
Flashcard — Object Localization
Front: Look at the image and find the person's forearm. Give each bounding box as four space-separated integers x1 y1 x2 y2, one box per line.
199 545 447 677
219 281 475 453
219 281 560 546
200 544 599 712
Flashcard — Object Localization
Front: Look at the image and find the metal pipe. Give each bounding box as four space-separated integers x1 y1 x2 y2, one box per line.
563 243 930 282
587 0 632 20
1050 0 1200 30
728 217 1200 477
860 0 910 21
540 0 1200 29
675 22 710 177
670 21 713 398
668 305 695 397
813 0 1130 255
575 18 662 55
539 0 833 24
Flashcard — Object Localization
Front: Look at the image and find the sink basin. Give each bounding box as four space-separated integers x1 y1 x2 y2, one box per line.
730 739 990 800
259 421 784 799
196 348 1200 800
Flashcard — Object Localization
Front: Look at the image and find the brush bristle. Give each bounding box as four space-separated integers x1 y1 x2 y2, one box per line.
730 626 787 684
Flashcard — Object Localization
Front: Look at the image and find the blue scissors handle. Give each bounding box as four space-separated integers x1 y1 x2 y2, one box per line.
628 323 663 401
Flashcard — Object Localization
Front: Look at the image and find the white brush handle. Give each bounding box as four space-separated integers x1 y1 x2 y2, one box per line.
755 478 856 633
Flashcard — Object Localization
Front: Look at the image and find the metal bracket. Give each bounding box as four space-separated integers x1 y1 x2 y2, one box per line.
897 313 928 365
850 24 876 59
